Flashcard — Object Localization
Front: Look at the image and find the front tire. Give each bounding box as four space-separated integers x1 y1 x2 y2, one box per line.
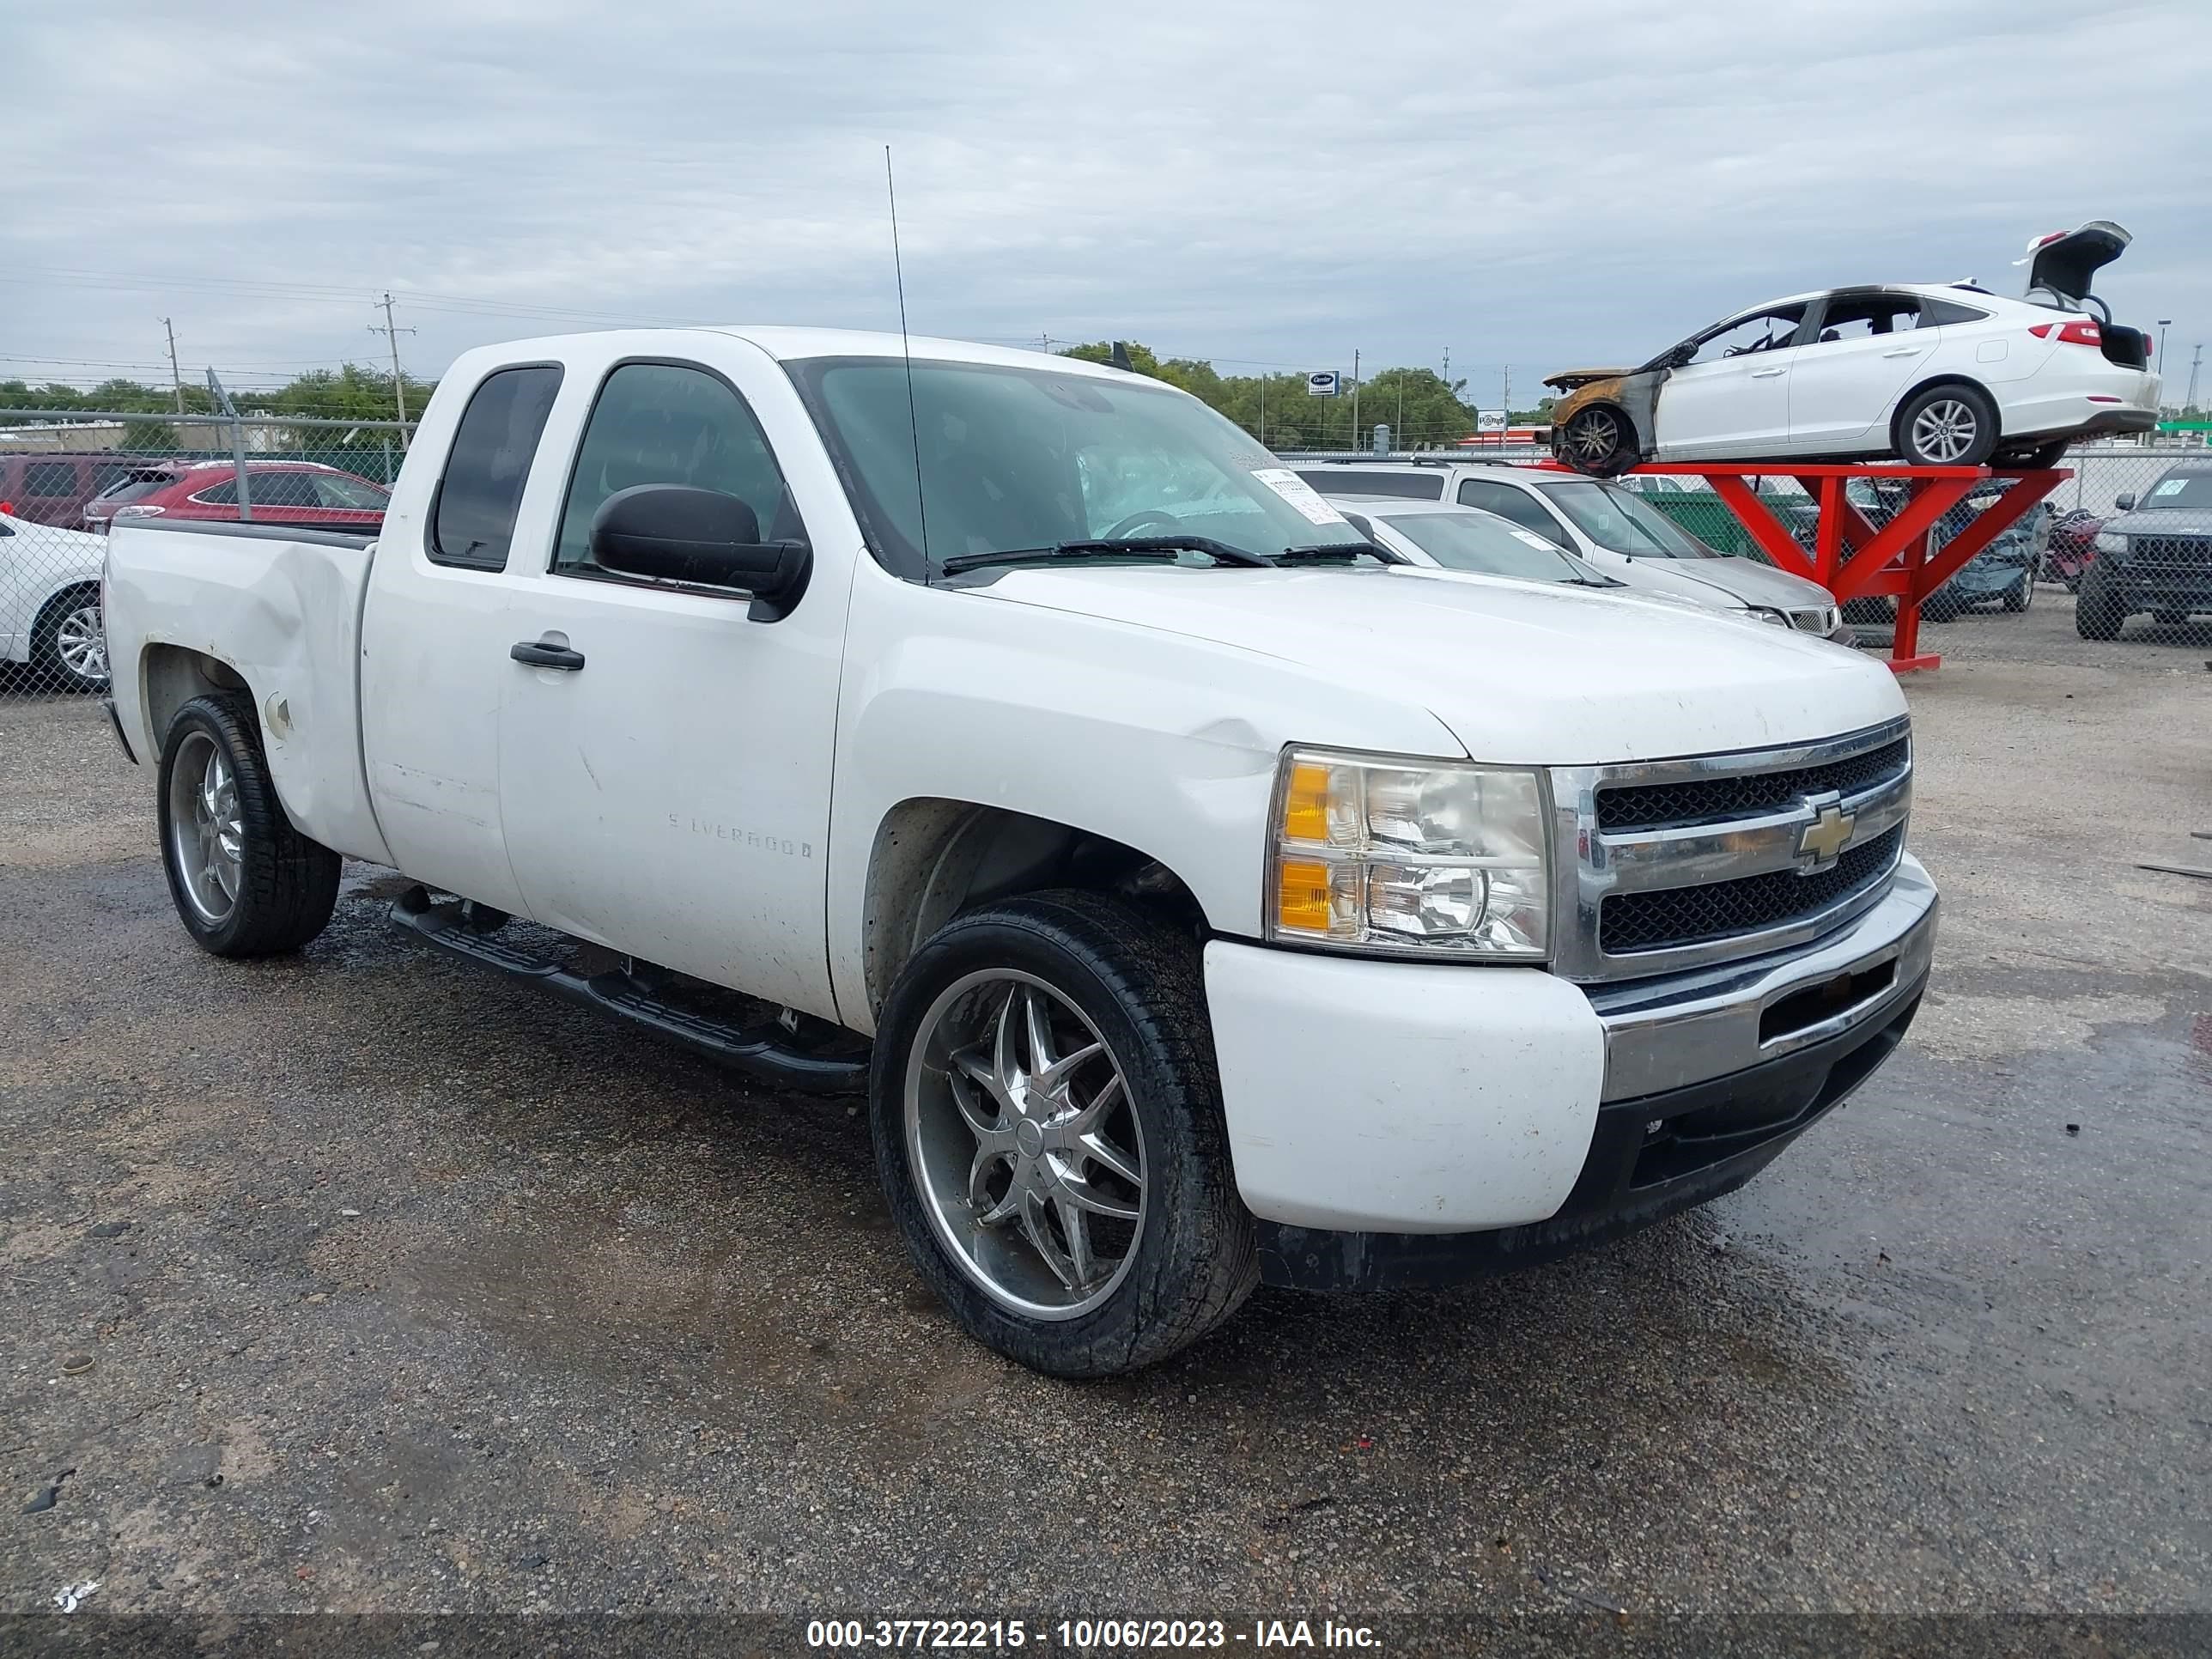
31 586 109 692
871 890 1257 1377
1896 384 1998 467
1556 404 1638 477
2074 561 2128 641
2002 570 2034 611
157 695 342 957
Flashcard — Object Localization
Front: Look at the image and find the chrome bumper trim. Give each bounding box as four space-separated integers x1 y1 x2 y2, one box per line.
1589 854 1936 1102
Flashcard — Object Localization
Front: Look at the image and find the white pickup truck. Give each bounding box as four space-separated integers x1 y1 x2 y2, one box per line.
101 327 1936 1376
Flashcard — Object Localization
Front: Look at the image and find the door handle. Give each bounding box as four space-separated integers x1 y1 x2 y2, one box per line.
1881 347 1923 357
1751 367 1786 378
510 636 586 672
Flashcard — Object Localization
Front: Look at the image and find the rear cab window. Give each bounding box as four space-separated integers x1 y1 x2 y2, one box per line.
431 365 566 572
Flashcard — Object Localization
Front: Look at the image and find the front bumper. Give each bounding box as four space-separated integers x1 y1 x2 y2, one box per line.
1206 855 1937 1282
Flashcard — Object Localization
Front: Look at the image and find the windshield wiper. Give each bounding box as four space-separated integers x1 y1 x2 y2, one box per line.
939 536 1276 575
1561 574 1622 586
1276 539 1406 567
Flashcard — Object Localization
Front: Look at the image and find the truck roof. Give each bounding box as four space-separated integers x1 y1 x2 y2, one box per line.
455 326 1137 380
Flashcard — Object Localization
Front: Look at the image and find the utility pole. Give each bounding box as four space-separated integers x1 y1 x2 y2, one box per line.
369 292 417 445
1258 372 1267 451
161 318 186 414
1501 364 1512 423
2156 319 2172 379
2186 344 2203 413
1350 349 1360 453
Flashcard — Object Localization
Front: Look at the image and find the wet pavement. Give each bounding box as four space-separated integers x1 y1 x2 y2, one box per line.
2 596 2208 1628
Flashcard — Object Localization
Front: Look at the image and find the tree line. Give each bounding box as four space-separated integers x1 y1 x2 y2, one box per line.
1058 342 1554 447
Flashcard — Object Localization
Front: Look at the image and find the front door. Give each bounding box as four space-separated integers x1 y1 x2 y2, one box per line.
1652 304 1808 458
495 349 848 1021
1785 291 1938 452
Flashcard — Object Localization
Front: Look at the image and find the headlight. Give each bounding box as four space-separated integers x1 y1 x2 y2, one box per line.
2094 531 2128 554
1745 606 1793 628
113 504 166 520
1266 747 1549 959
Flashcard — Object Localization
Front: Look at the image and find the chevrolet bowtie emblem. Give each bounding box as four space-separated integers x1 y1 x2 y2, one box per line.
1796 794 1856 870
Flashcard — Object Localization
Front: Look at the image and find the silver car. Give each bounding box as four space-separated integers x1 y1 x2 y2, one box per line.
1298 460 1852 643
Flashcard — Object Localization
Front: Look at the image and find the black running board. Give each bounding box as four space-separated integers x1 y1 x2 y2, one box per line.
389 889 867 1095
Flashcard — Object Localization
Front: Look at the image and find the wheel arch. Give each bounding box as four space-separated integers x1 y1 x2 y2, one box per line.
139 642 254 758
860 798 1206 1024
1889 374 2002 452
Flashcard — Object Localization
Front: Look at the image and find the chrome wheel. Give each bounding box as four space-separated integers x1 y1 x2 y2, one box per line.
1910 398 1979 463
167 732 242 924
54 600 107 685
904 970 1146 1321
1565 407 1622 465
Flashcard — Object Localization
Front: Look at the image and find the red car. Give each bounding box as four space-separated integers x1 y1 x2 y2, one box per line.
83 460 390 532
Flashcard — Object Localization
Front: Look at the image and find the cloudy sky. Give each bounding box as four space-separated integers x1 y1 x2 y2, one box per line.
9 0 2212 411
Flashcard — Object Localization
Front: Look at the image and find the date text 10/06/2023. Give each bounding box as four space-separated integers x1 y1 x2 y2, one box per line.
804 1619 1382 1650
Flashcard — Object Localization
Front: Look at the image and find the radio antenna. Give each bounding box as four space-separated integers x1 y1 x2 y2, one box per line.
885 145 930 574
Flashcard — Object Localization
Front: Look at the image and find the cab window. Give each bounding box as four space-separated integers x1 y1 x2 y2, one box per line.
553 362 801 586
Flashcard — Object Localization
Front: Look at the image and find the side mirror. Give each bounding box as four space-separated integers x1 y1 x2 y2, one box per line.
2112 492 2136 512
1668 342 1698 368
589 483 811 622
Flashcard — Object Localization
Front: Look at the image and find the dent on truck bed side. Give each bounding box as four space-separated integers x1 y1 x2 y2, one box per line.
105 526 392 866
825 564 1464 1035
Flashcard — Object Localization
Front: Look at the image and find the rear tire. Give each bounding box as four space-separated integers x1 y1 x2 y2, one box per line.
1556 404 1638 477
157 694 342 957
2074 562 2128 641
2002 572 2033 611
30 586 108 693
1920 586 1963 623
871 890 1257 1377
1895 384 1999 467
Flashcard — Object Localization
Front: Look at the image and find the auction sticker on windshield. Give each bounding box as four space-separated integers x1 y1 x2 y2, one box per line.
1252 468 1351 526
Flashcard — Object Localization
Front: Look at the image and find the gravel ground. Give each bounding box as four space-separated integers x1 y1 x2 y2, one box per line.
2 597 2208 1640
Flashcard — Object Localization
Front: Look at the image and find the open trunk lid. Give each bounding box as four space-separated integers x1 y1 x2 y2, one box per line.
2018 220 2130 307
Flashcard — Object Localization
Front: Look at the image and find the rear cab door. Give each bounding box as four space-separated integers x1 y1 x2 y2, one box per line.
360 353 570 917
1784 289 1939 452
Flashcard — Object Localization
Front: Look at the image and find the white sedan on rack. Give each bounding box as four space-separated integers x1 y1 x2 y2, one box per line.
1547 222 2163 475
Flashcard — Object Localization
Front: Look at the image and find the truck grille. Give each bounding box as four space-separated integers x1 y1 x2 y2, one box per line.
1551 718 1913 983
1601 824 1905 955
1595 737 1909 832
2130 536 2212 574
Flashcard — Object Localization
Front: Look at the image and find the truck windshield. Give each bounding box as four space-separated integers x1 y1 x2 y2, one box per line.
2142 471 2212 510
1537 480 1718 558
785 356 1358 580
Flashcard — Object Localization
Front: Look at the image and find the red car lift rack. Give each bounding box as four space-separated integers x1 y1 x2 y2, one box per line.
1599 461 2069 672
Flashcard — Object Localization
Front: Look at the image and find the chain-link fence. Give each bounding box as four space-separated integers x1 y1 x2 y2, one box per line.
0 411 410 697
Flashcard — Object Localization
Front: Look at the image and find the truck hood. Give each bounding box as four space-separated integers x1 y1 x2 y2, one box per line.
2104 507 2212 538
970 565 1903 766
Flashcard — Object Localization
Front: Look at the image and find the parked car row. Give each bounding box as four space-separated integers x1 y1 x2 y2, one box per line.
1295 459 1850 641
0 451 391 534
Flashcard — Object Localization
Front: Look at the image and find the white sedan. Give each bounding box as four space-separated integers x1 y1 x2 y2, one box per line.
1 511 107 690
1548 222 2161 475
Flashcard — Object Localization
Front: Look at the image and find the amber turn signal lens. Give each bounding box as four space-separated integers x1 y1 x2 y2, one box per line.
1281 762 1332 844
1275 858 1336 933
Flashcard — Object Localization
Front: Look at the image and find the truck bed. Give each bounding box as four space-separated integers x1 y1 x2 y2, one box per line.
104 518 392 866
